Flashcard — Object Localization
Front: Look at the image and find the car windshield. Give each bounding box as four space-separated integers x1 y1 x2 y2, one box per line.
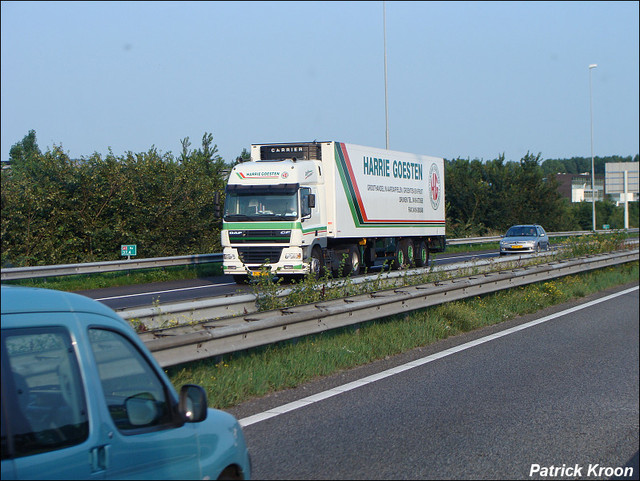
506 226 537 237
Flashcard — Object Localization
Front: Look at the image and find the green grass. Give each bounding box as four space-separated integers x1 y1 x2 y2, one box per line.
166 260 638 410
444 242 499 254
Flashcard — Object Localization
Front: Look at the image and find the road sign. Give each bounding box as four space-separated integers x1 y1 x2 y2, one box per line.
121 245 137 257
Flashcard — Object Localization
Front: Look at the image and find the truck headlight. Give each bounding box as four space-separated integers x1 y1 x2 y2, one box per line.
224 253 236 260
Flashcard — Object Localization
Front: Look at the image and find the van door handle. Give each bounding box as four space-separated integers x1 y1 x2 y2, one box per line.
90 444 110 472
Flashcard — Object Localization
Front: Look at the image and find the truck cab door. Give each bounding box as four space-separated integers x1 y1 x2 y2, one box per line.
300 187 324 239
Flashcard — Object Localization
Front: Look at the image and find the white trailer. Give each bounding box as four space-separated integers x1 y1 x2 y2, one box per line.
222 141 445 283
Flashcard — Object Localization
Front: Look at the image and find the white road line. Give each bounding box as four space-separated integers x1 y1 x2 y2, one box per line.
239 286 639 427
95 254 482 300
95 282 237 301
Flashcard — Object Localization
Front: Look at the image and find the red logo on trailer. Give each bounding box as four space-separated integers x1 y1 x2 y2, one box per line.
429 163 441 210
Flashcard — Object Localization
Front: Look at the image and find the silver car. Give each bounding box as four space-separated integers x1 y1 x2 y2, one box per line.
499 224 550 255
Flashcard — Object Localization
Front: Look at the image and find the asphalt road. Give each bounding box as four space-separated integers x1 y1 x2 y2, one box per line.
228 284 639 480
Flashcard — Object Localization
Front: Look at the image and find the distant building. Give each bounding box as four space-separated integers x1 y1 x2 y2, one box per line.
553 162 639 204
554 173 604 202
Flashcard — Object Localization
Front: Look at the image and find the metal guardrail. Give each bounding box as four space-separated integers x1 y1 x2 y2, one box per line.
445 229 637 245
141 249 638 368
0 253 222 281
2 229 637 281
121 249 561 328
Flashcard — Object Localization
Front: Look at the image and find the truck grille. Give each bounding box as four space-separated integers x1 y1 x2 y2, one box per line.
238 248 284 265
228 230 291 244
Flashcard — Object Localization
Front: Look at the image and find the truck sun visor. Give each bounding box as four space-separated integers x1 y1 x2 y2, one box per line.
226 183 300 194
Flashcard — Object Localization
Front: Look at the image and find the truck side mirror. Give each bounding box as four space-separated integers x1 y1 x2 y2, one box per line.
308 194 316 209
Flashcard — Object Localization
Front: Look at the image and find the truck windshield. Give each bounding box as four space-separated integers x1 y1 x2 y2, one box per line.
224 191 298 221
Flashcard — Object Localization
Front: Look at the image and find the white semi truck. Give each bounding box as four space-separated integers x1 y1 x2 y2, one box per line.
222 141 445 283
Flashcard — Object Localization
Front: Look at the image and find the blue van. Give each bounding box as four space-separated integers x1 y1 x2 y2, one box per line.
0 286 251 480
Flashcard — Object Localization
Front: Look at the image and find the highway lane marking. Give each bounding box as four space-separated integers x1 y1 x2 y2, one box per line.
239 285 639 427
95 282 237 301
438 253 495 260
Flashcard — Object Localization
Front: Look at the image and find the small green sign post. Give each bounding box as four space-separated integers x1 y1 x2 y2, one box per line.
121 244 137 259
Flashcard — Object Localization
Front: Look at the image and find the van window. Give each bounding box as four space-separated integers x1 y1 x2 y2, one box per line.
88 329 174 432
1 327 89 459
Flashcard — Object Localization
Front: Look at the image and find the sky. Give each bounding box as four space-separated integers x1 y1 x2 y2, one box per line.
1 1 639 164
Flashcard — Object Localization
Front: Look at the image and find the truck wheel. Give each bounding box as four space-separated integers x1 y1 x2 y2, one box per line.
310 246 324 279
414 240 429 267
342 245 361 277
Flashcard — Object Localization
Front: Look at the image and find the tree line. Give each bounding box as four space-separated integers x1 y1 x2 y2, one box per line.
445 153 638 238
1 131 638 267
540 154 638 176
2 131 237 267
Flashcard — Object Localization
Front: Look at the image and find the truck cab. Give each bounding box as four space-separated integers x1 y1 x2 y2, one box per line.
222 145 326 283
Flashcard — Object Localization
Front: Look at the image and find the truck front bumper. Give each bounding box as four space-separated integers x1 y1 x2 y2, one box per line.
222 247 309 276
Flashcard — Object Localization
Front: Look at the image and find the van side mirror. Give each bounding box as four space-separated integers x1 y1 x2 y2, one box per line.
179 385 208 423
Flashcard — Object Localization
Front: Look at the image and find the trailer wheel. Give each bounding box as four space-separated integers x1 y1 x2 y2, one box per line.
414 240 429 267
405 240 415 267
397 239 413 269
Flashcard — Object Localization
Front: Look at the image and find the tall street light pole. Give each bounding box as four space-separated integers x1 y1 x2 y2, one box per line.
589 63 597 231
383 1 389 150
